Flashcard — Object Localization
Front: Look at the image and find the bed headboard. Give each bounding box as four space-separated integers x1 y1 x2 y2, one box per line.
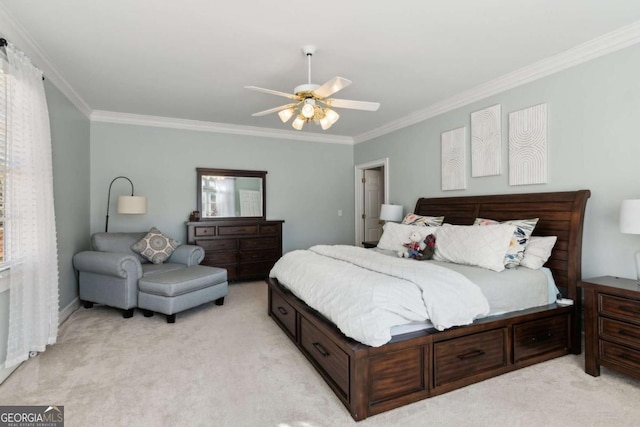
414 190 591 303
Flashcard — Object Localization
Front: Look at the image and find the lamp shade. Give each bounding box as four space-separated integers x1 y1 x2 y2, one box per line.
620 199 640 234
380 204 403 222
117 195 147 214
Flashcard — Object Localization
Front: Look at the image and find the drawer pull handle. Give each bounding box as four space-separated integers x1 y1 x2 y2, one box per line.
276 306 288 316
531 332 553 343
457 350 485 360
312 342 330 357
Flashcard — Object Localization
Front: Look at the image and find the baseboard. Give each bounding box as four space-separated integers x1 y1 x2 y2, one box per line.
59 297 80 325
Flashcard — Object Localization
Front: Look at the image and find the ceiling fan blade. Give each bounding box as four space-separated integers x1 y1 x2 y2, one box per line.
251 103 300 117
245 86 300 100
326 98 380 111
312 77 352 99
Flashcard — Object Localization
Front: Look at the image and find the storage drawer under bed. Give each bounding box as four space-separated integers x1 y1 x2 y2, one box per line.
513 314 569 362
433 328 507 387
300 316 350 399
270 290 297 340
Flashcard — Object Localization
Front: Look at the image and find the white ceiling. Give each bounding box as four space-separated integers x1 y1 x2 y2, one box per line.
1 0 640 142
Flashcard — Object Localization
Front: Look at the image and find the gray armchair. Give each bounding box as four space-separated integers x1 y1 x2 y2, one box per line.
72 232 204 318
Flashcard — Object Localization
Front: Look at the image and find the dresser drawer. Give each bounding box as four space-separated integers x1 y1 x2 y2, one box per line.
219 225 259 236
203 252 237 265
270 290 296 339
600 340 640 372
300 317 349 398
260 224 278 234
434 329 506 387
513 315 569 362
240 249 280 263
194 226 216 237
238 261 275 279
239 237 278 250
600 317 640 349
599 294 640 323
197 239 237 251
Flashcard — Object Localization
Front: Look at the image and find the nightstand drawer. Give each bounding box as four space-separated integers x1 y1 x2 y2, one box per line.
600 340 640 372
434 328 506 387
513 315 568 362
600 317 640 349
599 294 640 323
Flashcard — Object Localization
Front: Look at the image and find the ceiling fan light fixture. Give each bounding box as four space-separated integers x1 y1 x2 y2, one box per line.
301 99 316 119
278 108 295 123
320 116 333 130
324 108 340 125
292 115 305 130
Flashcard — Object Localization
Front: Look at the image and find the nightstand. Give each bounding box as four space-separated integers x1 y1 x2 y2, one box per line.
579 276 640 381
362 241 378 249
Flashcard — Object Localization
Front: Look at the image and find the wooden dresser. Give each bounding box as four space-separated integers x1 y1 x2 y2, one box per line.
187 219 284 281
580 276 640 381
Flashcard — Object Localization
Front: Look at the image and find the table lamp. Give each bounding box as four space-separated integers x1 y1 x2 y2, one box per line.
380 204 403 223
619 199 640 282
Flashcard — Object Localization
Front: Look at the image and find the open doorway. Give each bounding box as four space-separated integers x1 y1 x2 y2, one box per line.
354 158 389 246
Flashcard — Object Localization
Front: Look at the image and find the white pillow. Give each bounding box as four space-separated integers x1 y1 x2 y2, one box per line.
433 224 516 272
520 236 557 269
377 222 437 253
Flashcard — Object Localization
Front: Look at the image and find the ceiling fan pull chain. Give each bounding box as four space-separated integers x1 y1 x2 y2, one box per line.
307 51 312 85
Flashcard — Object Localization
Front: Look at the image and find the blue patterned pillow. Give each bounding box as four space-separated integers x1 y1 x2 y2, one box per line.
474 218 538 268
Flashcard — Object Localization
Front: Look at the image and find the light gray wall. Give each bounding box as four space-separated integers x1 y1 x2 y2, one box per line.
47 81 91 311
355 44 640 281
90 123 355 252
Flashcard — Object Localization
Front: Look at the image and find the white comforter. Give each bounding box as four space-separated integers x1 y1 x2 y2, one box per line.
269 245 490 347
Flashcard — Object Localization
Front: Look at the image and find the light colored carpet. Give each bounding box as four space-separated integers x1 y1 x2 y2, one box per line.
0 281 639 426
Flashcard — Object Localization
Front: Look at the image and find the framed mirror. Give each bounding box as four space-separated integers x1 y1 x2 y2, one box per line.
196 168 267 220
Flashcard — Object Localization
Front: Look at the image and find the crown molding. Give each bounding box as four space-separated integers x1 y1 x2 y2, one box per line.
0 4 92 118
90 110 355 145
354 20 640 144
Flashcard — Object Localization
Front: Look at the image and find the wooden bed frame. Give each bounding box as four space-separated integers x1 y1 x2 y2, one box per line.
267 190 590 421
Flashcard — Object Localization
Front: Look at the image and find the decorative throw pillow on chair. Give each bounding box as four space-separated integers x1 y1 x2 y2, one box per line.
131 227 180 264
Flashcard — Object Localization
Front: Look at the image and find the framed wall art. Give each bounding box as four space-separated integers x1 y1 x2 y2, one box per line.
441 126 467 191
508 103 547 186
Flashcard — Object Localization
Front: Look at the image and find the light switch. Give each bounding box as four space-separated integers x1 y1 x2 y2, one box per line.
338 210 343 217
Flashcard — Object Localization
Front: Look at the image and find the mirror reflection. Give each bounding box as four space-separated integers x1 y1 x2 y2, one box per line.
197 168 266 219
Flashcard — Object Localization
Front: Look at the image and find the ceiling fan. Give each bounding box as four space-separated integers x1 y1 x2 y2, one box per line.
245 45 380 131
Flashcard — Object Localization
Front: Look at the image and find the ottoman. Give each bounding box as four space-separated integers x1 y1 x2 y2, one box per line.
138 265 228 323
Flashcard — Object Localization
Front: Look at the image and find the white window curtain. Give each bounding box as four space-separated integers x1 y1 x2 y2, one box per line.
216 178 236 217
3 43 59 368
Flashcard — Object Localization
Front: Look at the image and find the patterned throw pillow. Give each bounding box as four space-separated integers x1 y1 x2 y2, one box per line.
473 218 539 268
131 227 180 264
401 213 445 227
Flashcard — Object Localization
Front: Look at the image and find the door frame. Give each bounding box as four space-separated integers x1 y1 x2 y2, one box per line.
354 158 389 246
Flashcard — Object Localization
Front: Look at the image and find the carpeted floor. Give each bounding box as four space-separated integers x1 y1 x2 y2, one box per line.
1 281 639 426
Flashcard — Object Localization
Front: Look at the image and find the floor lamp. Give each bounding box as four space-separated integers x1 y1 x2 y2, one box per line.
105 176 147 232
